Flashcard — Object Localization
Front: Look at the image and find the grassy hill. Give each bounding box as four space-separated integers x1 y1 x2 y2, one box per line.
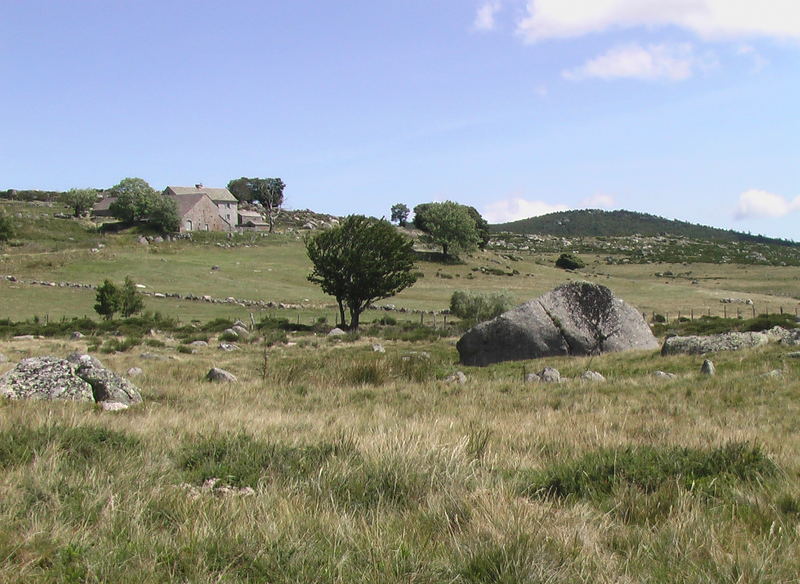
492 209 798 246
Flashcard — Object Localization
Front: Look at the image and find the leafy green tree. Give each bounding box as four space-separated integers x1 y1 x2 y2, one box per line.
119 276 145 317
450 289 514 325
413 201 480 258
0 211 14 242
227 177 285 232
306 215 417 330
390 203 410 227
94 280 120 320
108 177 159 224
61 188 98 218
148 195 180 233
555 253 585 270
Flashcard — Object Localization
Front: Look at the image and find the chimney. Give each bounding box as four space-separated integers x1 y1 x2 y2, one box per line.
195 183 204 189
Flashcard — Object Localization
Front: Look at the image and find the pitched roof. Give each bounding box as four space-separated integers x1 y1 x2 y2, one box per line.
166 185 237 202
93 196 117 211
167 193 207 217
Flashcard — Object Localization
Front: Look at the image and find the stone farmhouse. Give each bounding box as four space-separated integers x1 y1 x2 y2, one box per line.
93 183 267 233
163 184 238 232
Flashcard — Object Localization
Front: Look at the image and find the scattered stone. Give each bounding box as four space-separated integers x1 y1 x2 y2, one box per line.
372 343 385 353
786 351 800 359
445 371 467 384
211 265 220 271
401 351 430 361
222 328 239 340
12 335 35 340
328 327 346 337
580 370 606 382
189 340 209 348
138 236 149 245
206 367 238 383
231 325 250 340
457 282 658 366
181 478 255 499
653 371 677 379
661 331 769 355
100 401 129 412
218 343 239 351
70 331 84 340
525 372 540 383
761 369 783 379
700 359 716 376
127 367 143 377
538 367 562 383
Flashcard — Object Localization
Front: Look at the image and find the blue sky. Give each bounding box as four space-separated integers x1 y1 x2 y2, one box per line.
2 1 799 239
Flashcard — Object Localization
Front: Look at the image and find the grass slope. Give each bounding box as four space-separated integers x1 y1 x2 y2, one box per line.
1 335 800 582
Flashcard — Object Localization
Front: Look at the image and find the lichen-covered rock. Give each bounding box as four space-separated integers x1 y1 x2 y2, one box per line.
1 354 142 405
700 359 716 376
1 357 94 401
206 367 237 383
457 282 657 366
67 353 143 405
661 331 769 355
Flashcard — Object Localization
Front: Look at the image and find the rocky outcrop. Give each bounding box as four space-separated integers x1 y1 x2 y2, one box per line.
1 354 142 406
661 331 769 355
457 282 658 366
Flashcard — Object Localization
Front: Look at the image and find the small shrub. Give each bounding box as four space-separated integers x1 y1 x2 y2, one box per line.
450 290 514 324
145 339 165 348
218 331 239 342
176 345 193 354
555 253 585 270
99 337 142 353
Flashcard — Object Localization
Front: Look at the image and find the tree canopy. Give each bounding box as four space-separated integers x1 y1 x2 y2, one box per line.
0 211 14 242
61 188 98 218
305 215 417 330
390 203 410 227
107 177 178 233
227 177 285 232
413 201 480 258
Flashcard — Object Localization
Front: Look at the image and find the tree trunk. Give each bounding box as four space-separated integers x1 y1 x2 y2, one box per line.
349 306 361 331
337 299 346 329
442 243 449 257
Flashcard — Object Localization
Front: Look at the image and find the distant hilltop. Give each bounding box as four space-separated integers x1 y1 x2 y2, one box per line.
490 209 798 247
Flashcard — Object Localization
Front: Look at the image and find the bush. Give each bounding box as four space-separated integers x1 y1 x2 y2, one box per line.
555 253 585 270
0 211 14 242
449 290 514 324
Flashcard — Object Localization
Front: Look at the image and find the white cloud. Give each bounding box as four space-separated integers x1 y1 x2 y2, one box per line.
474 1 502 32
580 193 616 208
563 43 701 81
483 197 569 223
517 0 800 43
734 189 800 219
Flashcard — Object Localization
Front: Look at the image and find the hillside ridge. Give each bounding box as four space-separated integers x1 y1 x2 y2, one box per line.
491 209 798 247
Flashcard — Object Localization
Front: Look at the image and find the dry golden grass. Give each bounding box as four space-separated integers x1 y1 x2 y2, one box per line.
2 331 800 582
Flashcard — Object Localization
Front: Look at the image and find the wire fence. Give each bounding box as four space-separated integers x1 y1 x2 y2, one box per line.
649 303 799 324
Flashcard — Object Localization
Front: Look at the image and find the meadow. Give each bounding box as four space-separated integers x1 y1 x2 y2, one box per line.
2 200 800 582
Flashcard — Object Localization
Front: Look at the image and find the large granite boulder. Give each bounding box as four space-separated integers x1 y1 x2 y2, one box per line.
1 354 142 406
457 282 658 366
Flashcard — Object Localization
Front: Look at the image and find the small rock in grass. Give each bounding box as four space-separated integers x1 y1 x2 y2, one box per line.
70 331 84 340
0 353 8 364
700 359 716 376
207 367 237 383
372 343 385 353
786 351 800 359
189 340 208 348
127 367 143 377
328 328 346 337
538 367 561 383
218 343 239 351
653 370 677 379
580 370 606 382
445 371 467 384
100 401 129 412
761 369 783 379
